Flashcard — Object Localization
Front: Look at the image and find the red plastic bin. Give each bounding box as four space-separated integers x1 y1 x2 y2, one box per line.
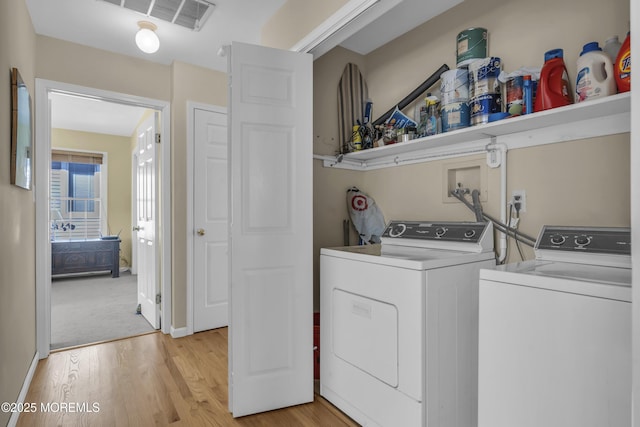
313 312 320 380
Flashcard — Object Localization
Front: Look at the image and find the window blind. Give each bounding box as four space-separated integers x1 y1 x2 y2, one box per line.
51 150 103 164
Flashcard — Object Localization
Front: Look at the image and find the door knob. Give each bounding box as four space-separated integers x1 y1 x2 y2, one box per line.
197 228 206 236
133 226 143 231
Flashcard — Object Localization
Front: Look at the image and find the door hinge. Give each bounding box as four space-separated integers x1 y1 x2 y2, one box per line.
156 293 161 304
155 133 161 144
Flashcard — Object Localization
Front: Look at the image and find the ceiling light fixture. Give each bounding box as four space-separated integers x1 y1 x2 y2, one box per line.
135 21 160 54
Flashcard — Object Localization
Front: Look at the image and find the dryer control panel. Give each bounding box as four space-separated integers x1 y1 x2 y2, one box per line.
381 221 493 254
383 221 488 242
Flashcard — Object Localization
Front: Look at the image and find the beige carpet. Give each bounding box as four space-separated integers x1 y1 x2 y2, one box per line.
51 271 155 350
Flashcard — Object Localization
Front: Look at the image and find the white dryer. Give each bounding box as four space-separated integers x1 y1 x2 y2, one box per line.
320 221 495 427
478 226 631 427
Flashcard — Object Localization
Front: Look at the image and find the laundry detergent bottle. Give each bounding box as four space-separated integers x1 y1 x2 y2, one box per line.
535 48 573 112
615 32 631 93
575 42 616 102
603 35 622 63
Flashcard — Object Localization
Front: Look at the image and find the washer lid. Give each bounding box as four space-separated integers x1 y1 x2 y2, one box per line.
480 259 631 302
321 243 495 270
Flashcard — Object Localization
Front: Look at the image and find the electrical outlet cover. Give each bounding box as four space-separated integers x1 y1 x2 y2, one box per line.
511 190 526 213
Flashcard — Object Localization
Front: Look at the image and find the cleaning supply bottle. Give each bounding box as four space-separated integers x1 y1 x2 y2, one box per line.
615 32 631 93
534 49 573 112
575 42 616 102
425 96 440 136
603 35 622 63
352 125 362 151
523 75 534 114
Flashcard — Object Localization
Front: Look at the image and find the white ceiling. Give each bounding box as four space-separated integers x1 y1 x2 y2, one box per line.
50 92 148 137
26 0 287 73
340 0 463 55
27 0 463 137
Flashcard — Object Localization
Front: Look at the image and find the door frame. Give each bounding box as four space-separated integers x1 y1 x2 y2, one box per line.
35 79 172 358
186 101 227 335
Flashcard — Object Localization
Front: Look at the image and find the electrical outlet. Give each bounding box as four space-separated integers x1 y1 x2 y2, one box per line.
511 190 526 213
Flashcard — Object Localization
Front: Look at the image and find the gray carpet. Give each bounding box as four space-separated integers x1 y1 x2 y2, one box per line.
51 271 155 350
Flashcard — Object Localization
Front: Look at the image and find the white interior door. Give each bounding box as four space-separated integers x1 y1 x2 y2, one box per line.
135 114 160 329
228 41 313 417
193 107 229 332
131 150 138 275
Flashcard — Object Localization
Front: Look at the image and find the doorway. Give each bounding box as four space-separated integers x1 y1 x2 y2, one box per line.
48 99 156 349
35 79 172 359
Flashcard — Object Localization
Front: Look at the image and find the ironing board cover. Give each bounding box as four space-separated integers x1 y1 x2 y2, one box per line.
337 63 369 154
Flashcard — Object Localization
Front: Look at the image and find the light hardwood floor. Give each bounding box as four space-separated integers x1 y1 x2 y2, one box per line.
17 328 359 426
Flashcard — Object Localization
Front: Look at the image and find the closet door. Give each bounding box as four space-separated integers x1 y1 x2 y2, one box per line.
228 41 313 417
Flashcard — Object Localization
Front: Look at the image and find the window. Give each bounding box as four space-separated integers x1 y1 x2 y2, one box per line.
50 150 105 241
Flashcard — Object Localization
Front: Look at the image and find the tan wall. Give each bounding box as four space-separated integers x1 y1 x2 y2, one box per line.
359 137 629 263
36 37 172 101
312 0 630 307
262 0 350 49
0 0 37 424
51 129 134 267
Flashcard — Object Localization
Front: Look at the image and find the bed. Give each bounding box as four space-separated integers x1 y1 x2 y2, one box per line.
51 238 120 278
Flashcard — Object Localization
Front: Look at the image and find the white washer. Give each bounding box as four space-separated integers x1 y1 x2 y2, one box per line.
320 221 495 427
478 226 631 427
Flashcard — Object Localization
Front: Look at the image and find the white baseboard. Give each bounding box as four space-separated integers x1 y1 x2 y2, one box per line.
170 326 189 338
8 351 39 427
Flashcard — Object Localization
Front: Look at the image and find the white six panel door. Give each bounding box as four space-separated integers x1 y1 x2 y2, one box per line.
194 107 229 332
135 114 160 329
228 41 313 417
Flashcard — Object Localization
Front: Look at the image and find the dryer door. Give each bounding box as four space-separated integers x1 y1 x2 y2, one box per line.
333 289 398 386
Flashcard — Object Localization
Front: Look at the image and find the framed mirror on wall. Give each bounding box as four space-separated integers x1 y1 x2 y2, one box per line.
11 67 32 190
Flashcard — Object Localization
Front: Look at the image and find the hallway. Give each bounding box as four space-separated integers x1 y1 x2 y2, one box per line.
17 329 357 426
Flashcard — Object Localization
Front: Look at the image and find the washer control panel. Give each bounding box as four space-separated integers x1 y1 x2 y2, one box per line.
536 226 631 256
382 221 489 243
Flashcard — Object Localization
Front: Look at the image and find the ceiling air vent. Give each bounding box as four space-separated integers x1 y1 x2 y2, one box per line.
100 0 216 31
